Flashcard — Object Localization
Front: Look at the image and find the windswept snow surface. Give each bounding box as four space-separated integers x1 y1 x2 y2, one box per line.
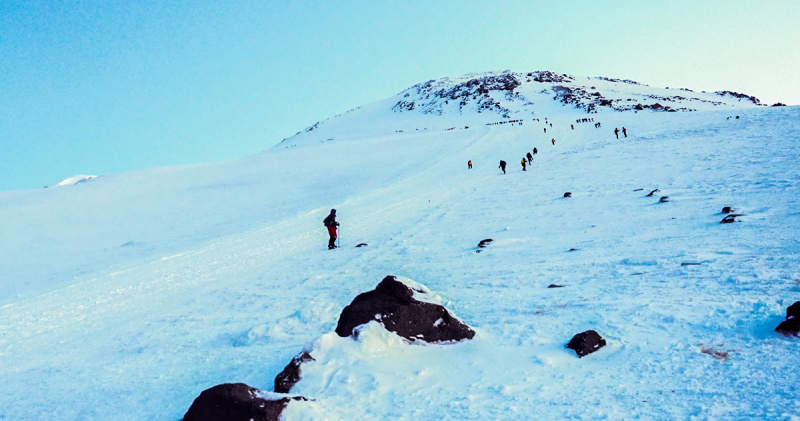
1 100 799 420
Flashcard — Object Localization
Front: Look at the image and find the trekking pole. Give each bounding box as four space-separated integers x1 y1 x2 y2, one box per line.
337 225 341 248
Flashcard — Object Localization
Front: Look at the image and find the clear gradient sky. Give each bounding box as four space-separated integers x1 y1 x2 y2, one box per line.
2 1 798 191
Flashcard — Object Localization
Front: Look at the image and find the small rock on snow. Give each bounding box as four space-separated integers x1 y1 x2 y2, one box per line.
566 330 607 358
274 352 315 394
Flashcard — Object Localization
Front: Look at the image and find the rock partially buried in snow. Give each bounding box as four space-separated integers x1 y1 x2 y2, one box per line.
720 214 744 224
477 239 493 248
566 330 606 357
182 383 306 421
776 301 800 337
274 352 314 393
335 276 475 343
721 206 736 214
563 192 572 198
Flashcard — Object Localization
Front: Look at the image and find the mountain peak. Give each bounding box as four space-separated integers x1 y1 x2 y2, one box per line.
281 70 763 147
391 70 762 117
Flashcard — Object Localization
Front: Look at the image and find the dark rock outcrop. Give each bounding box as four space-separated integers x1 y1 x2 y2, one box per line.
787 302 800 319
721 206 735 214
659 196 670 203
715 90 761 105
563 192 572 198
776 301 800 337
721 214 744 224
646 189 660 197
566 330 606 357
776 319 800 336
548 284 565 288
183 383 305 421
478 239 493 248
274 352 314 394
355 243 368 247
335 276 475 343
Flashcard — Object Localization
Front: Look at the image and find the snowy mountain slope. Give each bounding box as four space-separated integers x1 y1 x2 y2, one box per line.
0 90 798 419
280 70 765 147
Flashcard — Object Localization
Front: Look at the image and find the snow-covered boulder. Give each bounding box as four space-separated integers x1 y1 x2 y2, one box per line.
566 330 607 357
182 383 305 421
776 301 800 336
274 351 314 393
335 275 475 343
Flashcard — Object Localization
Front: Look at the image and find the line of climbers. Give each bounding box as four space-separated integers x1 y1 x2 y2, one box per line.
328 121 629 248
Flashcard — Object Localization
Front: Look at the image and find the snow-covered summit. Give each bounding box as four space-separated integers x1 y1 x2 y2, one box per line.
393 70 763 115
281 70 763 147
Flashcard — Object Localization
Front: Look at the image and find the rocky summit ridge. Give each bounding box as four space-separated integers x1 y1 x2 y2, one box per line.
392 70 762 117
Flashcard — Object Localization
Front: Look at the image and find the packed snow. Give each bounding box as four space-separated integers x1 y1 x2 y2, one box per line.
0 72 798 420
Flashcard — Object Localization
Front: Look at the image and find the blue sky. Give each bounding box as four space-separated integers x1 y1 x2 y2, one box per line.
1 0 798 191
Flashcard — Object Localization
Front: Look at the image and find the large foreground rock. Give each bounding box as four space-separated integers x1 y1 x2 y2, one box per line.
335 275 475 343
183 383 305 421
786 301 800 319
776 301 800 337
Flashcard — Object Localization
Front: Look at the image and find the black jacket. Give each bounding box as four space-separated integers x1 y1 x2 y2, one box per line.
323 210 338 227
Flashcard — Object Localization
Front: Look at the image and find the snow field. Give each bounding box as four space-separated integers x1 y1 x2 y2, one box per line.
0 105 798 420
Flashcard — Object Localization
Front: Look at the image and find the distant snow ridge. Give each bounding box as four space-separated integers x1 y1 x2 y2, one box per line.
46 175 97 188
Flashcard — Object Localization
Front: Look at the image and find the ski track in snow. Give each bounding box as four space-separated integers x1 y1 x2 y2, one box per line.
1 106 799 420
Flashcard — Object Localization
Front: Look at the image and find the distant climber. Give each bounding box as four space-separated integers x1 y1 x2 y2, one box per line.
323 209 339 250
571 124 574 130
533 147 538 155
622 127 627 137
468 160 472 169
498 160 507 174
551 138 556 145
521 158 527 171
526 152 533 164
544 128 547 133
614 128 620 139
